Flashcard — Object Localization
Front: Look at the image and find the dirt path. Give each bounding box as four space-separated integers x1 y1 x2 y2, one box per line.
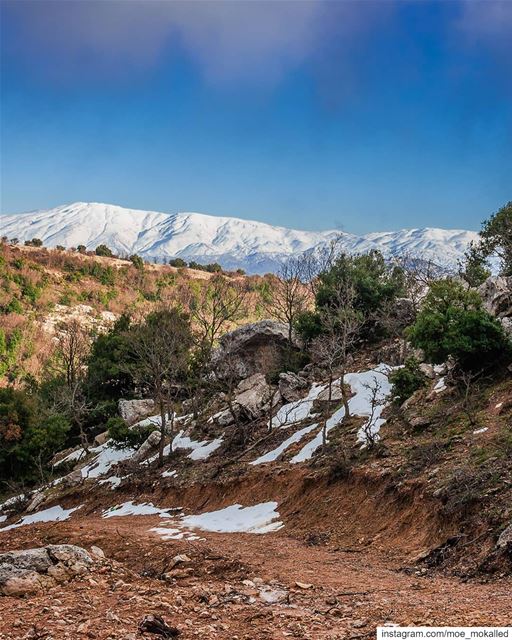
1 513 511 639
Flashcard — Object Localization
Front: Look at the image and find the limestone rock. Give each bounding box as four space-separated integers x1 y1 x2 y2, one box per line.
211 320 300 380
496 523 512 550
119 398 155 426
278 372 309 403
0 545 93 596
478 276 512 319
130 430 161 463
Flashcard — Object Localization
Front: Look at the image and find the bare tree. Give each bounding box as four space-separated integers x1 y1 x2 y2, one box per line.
301 235 344 299
189 275 247 353
360 376 385 448
312 282 363 419
266 256 313 343
50 320 92 453
129 308 193 466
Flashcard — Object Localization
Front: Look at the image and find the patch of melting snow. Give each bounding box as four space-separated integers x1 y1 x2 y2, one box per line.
251 423 319 465
99 476 123 489
271 384 325 428
288 364 394 461
53 446 87 468
173 431 224 460
145 430 223 465
473 427 488 434
161 469 177 478
180 501 283 534
0 515 6 523
0 505 82 532
102 501 181 519
433 377 446 393
81 442 134 479
151 501 283 540
149 526 203 541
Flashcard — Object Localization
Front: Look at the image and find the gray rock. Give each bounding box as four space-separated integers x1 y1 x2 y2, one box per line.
130 430 161 463
496 523 512 549
478 276 512 319
0 545 92 596
419 363 435 379
26 491 45 514
233 373 272 419
278 372 309 403
211 320 300 380
500 317 512 337
118 398 155 426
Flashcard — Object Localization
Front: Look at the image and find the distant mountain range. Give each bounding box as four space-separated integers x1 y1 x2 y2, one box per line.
2 202 478 274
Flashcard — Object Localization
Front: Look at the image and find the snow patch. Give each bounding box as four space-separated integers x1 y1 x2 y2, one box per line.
102 501 181 519
251 424 318 465
271 384 324 428
0 505 81 532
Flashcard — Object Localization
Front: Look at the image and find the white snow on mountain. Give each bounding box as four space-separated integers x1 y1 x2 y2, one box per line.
1 202 479 274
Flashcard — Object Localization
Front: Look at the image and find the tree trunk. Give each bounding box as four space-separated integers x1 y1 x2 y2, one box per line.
340 371 350 419
158 400 166 467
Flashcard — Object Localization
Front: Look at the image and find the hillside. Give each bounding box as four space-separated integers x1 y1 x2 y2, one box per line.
1 219 511 637
2 201 479 274
0 243 267 381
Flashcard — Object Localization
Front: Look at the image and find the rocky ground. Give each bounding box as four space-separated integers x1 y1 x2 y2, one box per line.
1 510 511 640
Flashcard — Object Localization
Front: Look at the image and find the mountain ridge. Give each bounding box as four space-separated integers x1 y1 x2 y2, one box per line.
1 201 478 274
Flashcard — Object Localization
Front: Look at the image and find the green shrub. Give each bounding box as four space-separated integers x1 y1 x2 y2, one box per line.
408 280 511 371
95 244 114 258
107 416 151 449
389 358 427 404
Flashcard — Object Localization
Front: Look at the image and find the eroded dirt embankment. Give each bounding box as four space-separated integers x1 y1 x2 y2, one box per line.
2 466 511 639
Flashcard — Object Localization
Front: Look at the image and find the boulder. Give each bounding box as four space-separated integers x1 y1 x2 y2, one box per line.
118 399 155 426
130 430 161 463
0 545 92 596
478 276 512 319
211 320 300 380
94 430 109 446
278 372 309 403
233 373 276 419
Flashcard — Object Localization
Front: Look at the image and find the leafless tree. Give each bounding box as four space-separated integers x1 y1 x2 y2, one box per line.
301 235 344 298
50 320 92 453
360 376 385 448
312 282 363 418
457 368 484 429
189 275 247 353
129 308 193 466
266 256 313 343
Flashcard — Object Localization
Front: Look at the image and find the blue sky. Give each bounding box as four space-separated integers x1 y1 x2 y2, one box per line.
1 0 510 234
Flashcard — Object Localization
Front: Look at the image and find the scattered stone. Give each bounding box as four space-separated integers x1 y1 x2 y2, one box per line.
94 431 110 446
26 491 45 514
90 546 106 559
294 582 313 590
138 614 180 637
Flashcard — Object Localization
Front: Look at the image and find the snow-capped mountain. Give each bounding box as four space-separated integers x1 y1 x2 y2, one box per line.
1 202 479 274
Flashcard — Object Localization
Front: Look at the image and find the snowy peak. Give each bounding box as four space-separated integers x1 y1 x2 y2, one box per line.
1 202 478 274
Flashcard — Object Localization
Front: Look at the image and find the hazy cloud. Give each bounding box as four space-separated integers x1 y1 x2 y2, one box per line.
1 0 511 89
1 0 395 85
